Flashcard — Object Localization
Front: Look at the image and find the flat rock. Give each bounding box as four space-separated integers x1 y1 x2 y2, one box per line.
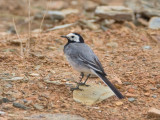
149 17 160 29
10 39 27 45
125 0 160 17
61 9 79 16
148 108 160 118
73 83 114 105
46 11 65 21
95 6 134 21
33 104 44 110
35 11 65 21
13 102 28 110
5 77 24 81
0 111 5 116
27 113 85 120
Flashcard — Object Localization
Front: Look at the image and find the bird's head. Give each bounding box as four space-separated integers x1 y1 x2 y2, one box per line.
61 33 84 43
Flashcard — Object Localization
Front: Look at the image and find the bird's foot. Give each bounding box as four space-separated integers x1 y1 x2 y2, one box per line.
78 82 90 87
70 87 83 91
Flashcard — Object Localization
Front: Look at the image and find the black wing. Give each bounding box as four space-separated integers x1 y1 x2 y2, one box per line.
78 53 107 76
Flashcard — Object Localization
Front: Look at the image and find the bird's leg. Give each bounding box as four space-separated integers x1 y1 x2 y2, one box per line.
70 73 84 91
70 84 83 91
79 72 84 83
78 74 91 86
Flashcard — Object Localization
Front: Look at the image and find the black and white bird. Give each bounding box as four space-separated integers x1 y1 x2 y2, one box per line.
61 33 124 99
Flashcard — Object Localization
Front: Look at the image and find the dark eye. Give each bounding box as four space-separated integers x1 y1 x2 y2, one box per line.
71 36 74 38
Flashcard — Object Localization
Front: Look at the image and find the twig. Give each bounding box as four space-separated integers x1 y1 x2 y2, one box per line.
13 18 24 58
38 0 50 38
46 22 78 32
27 0 31 57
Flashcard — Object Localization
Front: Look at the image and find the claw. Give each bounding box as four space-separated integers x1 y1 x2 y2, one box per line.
70 87 83 91
78 82 90 87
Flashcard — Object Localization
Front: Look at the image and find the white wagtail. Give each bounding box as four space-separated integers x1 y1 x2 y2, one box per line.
61 33 124 99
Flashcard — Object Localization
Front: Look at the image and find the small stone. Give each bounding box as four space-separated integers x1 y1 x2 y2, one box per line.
22 99 28 103
150 87 157 91
126 93 137 97
46 11 64 21
33 104 44 110
128 97 136 102
61 9 79 16
106 42 118 48
156 84 160 88
47 23 77 31
103 19 115 25
0 111 5 116
152 95 157 98
149 17 160 29
95 6 134 21
148 108 160 118
143 45 151 50
79 20 100 30
73 83 114 105
34 11 65 21
45 80 62 85
13 102 28 110
144 93 150 96
27 113 85 120
137 18 148 26
32 29 42 33
47 1 67 10
5 77 24 81
123 82 132 85
30 73 39 77
31 52 45 59
115 101 123 106
84 1 98 11
10 38 27 45
2 98 10 103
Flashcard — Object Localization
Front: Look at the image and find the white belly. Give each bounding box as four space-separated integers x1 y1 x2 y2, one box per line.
65 55 93 74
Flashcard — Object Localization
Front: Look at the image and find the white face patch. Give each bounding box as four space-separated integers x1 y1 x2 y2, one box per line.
66 33 80 42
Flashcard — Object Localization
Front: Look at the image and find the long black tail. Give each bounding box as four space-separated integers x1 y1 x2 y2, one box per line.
95 72 124 99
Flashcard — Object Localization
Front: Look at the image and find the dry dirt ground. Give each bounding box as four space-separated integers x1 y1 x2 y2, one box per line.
0 25 160 120
0 0 160 120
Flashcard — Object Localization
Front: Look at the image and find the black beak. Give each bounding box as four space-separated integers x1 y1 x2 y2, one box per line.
61 35 68 39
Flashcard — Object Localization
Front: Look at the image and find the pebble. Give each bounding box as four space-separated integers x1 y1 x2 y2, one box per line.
46 11 64 21
150 87 157 91
33 104 44 110
126 93 137 97
106 42 118 48
152 95 157 98
10 38 27 45
0 111 5 116
115 101 123 106
13 102 28 110
46 23 77 31
5 77 24 81
143 45 151 50
27 113 85 120
95 6 134 21
0 97 10 103
148 108 160 118
61 9 79 16
123 82 132 85
149 17 160 29
30 73 39 77
156 84 160 88
84 1 98 11
47 1 67 10
128 97 136 102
